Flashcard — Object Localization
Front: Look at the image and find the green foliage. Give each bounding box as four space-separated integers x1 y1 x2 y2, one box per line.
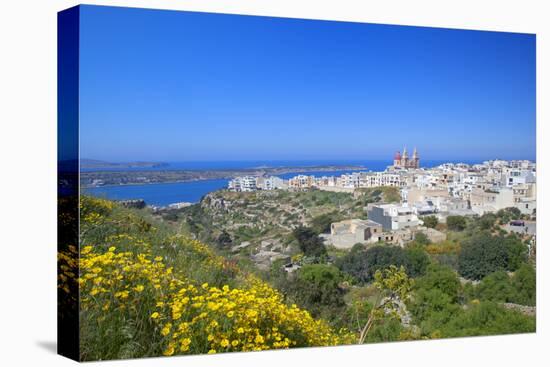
374 265 414 301
462 264 535 306
357 265 413 344
216 230 233 249
415 264 461 302
458 232 527 280
440 301 535 337
476 271 515 303
365 318 404 343
281 264 347 324
413 232 431 246
310 212 342 234
380 187 401 203
408 264 462 335
510 264 536 306
422 215 439 229
496 207 522 223
446 216 467 231
409 262 535 338
293 226 328 260
337 245 429 283
476 213 499 231
405 247 431 277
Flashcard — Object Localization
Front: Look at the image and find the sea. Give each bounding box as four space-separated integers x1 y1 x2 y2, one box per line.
83 159 482 207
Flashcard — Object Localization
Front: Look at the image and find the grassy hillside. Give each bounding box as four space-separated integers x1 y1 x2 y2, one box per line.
64 197 354 361
165 187 399 250
58 194 536 361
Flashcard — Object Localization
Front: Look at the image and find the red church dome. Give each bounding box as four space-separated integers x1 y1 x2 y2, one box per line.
394 151 401 160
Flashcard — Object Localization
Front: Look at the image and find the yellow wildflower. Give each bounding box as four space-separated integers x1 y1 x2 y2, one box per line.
163 345 175 356
134 284 145 292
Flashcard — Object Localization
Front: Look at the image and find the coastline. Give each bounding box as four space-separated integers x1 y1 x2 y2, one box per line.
80 165 368 189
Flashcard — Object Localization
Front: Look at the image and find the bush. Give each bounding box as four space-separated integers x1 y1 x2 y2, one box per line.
476 213 498 231
216 230 233 249
415 264 461 302
293 226 327 259
310 212 342 234
476 271 514 303
282 264 347 321
511 264 536 306
440 301 535 337
458 232 527 280
413 232 431 246
422 216 438 229
446 216 467 231
336 245 429 283
496 207 522 223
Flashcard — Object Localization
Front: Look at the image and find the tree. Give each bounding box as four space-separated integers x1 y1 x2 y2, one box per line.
413 232 431 246
337 245 404 283
337 245 429 283
458 232 527 280
476 271 514 303
415 264 461 302
477 213 498 231
216 230 233 249
404 247 430 277
459 233 505 280
496 207 522 223
358 265 413 344
293 226 327 259
423 215 438 229
276 264 349 326
446 216 467 231
511 264 536 306
503 234 528 271
284 264 347 319
408 264 462 336
310 212 341 234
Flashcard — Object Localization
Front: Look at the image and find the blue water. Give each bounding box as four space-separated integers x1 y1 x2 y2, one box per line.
83 159 483 206
84 179 229 206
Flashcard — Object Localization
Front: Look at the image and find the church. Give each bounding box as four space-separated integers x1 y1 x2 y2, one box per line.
393 147 420 169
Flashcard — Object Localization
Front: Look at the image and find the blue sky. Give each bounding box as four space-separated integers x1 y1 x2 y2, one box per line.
79 5 536 162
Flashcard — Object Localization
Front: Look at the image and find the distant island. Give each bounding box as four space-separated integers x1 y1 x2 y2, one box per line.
80 164 366 188
80 159 168 169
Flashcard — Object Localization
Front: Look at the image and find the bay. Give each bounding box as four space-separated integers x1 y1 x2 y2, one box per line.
83 159 482 206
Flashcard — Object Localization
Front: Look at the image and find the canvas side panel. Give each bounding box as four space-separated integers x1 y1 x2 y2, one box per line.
57 5 80 362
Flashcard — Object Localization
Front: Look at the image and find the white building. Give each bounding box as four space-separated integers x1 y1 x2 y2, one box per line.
366 203 422 231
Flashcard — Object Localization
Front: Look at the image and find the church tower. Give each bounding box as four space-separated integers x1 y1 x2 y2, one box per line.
394 151 402 167
412 147 419 168
402 147 409 168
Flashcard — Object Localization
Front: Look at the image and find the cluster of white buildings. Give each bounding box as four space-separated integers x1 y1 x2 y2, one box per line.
325 159 536 249
404 159 536 217
227 156 536 250
228 158 536 219
228 176 287 192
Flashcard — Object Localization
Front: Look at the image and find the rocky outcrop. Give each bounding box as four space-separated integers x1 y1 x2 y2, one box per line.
500 303 536 317
117 199 146 209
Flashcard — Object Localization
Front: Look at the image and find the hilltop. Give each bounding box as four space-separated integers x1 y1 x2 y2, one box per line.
159 187 400 266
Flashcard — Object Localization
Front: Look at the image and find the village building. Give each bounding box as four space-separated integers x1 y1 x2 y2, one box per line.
366 203 422 230
322 219 384 249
